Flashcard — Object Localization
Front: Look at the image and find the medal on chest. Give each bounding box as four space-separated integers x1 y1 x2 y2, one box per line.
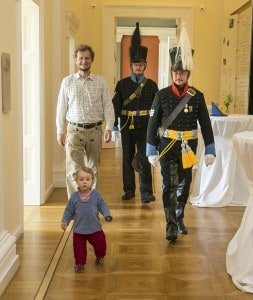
184 104 189 113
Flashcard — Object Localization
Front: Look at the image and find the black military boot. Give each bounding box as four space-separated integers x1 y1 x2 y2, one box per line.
164 207 178 241
176 202 188 234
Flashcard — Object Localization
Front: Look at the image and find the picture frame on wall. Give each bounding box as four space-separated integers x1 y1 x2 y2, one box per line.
1 52 11 113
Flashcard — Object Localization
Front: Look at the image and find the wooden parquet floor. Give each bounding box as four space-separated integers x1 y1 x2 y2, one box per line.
2 148 252 300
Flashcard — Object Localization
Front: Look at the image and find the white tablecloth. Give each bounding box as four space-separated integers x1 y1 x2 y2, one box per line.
226 131 253 293
190 114 253 207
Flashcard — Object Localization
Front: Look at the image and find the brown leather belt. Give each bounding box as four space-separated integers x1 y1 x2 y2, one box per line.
69 121 102 129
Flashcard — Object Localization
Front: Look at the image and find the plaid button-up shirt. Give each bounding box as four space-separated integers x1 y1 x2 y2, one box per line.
56 72 114 134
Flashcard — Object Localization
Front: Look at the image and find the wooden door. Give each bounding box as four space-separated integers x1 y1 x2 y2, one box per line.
120 35 159 84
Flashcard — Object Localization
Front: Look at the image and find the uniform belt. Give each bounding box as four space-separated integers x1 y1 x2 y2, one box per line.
121 109 150 116
163 129 198 140
69 121 102 129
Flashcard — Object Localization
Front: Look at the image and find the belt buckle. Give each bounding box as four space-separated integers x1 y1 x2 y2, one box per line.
187 88 196 97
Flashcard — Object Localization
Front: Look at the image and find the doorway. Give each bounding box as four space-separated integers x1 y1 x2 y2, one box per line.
116 23 178 89
22 0 44 205
102 5 193 94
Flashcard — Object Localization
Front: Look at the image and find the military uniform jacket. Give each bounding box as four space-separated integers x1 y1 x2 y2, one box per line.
113 77 158 130
147 85 214 157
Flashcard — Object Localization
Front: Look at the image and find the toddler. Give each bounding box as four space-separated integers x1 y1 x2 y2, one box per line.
61 167 113 273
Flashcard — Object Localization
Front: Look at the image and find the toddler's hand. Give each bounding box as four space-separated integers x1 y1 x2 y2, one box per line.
105 216 113 222
61 222 67 230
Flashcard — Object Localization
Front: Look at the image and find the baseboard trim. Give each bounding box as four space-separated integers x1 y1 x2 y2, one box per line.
0 230 19 297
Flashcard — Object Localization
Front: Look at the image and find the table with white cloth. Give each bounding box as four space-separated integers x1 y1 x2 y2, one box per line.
226 131 253 293
190 114 253 207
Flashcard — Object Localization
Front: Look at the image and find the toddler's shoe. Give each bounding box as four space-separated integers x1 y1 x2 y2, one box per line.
95 258 104 266
75 264 84 273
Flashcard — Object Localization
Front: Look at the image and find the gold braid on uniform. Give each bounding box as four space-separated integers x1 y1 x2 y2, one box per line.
159 129 198 169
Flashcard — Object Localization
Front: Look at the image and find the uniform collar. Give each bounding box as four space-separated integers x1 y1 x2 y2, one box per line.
172 83 189 97
130 73 144 83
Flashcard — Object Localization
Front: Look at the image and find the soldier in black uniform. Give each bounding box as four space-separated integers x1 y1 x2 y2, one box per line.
146 40 216 241
112 22 158 203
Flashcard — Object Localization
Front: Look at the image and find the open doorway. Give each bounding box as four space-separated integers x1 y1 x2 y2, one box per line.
102 5 193 95
22 0 44 205
115 18 178 89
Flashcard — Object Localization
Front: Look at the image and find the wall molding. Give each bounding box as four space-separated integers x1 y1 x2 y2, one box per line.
0 230 19 297
65 11 80 37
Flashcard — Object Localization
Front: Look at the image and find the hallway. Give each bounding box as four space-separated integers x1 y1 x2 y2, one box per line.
2 148 250 299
